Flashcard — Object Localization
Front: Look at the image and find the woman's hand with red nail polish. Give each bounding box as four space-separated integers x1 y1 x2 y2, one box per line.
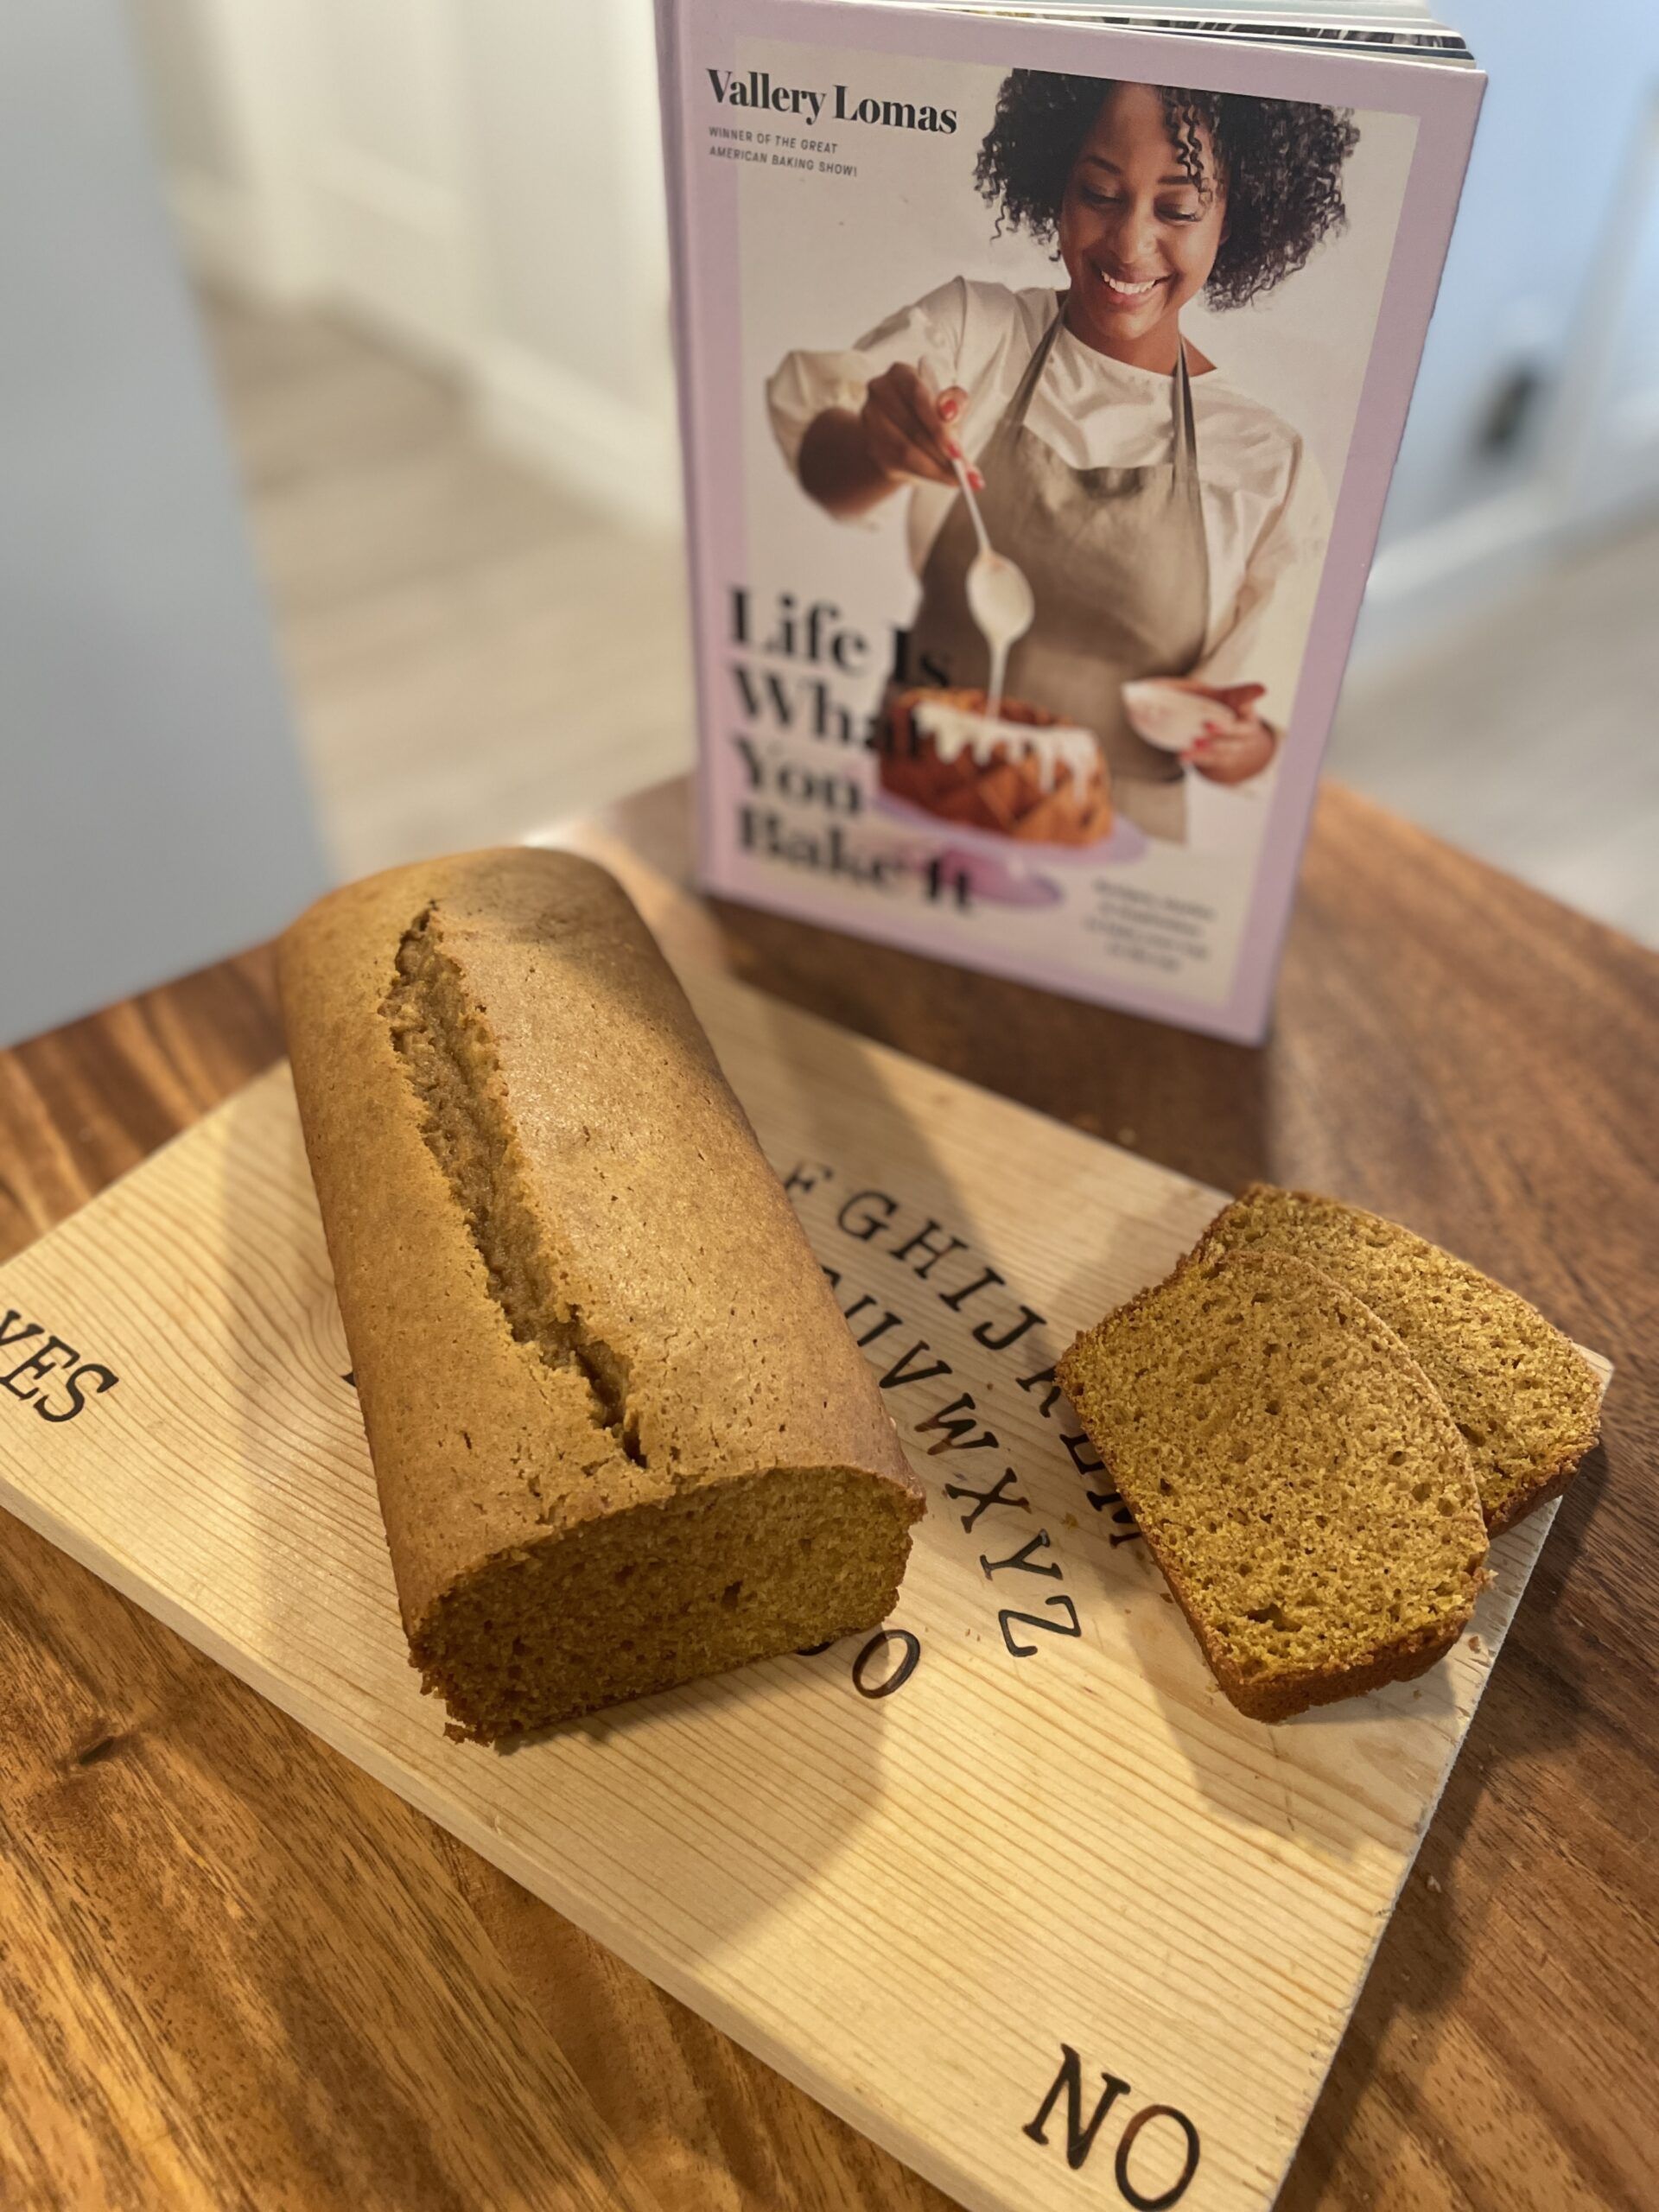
858 366 971 489
1168 682 1277 784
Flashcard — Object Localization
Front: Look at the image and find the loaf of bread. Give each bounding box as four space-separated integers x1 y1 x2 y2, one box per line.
1058 1247 1489 1721
278 849 923 1741
1199 1184 1602 1534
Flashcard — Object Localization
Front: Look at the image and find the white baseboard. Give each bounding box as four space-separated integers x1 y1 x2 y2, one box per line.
1351 483 1560 669
169 147 472 369
474 340 682 535
169 159 682 540
308 146 474 367
166 171 317 304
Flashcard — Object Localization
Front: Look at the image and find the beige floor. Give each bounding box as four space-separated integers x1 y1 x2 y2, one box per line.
1329 516 1659 948
205 289 1659 947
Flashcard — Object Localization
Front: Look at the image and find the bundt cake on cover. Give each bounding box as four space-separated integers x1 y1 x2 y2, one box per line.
880 687 1113 846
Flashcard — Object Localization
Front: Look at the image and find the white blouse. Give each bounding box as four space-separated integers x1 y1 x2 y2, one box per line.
767 276 1332 729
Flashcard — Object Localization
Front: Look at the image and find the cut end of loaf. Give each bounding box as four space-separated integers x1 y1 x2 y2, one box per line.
1058 1247 1489 1723
411 1463 923 1743
1201 1183 1603 1533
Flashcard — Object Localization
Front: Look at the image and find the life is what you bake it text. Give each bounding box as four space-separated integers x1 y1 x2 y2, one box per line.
725 587 981 906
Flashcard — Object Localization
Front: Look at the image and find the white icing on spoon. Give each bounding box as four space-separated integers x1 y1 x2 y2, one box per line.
950 454 1034 721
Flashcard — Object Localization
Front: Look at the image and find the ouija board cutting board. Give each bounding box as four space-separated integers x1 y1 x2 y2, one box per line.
0 960 1606 2212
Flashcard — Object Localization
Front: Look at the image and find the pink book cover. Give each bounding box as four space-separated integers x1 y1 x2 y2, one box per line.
656 0 1484 1042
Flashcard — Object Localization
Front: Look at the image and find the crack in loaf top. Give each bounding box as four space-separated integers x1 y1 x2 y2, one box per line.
385 900 651 1476
376 851 912 1503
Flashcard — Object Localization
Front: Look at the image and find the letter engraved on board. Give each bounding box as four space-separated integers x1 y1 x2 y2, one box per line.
1024 2045 1202 2206
0 1312 118 1425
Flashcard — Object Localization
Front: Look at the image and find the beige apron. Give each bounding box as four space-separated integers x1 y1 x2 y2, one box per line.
901 296 1211 842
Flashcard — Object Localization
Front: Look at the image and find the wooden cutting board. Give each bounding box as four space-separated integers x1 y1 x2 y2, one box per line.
0 963 1606 2212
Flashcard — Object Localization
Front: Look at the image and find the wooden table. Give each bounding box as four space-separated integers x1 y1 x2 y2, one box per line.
2 777 1654 2212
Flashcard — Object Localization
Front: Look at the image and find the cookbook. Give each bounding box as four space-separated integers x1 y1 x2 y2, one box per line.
655 0 1484 1040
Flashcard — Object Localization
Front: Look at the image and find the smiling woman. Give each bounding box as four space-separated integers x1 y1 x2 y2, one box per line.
978 73 1358 317
1052 83 1233 373
768 70 1360 842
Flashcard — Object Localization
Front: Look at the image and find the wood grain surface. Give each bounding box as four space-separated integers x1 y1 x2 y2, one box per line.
1 778 1655 2211
0 984 1598 2212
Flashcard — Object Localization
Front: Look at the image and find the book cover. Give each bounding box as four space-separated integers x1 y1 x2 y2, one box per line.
657 0 1484 1041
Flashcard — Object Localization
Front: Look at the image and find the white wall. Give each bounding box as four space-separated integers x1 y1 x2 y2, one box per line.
127 0 1659 634
1 0 326 1046
1384 0 1659 542
1358 0 1659 653
459 0 677 523
128 0 239 181
305 0 476 359
127 0 677 527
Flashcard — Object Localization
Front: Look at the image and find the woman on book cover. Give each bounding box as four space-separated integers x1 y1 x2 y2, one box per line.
767 73 1357 842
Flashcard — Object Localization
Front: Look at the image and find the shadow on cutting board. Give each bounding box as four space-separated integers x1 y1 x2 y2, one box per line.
708 893 1274 1194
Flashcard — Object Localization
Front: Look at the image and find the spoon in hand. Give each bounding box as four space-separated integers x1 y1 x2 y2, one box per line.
950 453 1034 721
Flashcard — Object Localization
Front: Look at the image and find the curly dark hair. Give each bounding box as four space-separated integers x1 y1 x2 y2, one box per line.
976 73 1359 309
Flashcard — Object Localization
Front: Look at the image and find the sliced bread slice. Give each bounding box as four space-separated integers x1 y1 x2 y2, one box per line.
1058 1246 1488 1722
1199 1184 1602 1534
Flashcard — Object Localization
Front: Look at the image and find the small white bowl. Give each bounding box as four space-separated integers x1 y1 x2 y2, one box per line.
1120 679 1218 754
